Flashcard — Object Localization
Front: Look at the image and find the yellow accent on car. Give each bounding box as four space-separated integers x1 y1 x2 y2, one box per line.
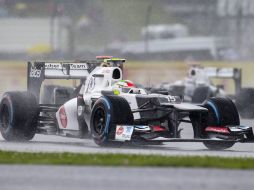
113 89 120 95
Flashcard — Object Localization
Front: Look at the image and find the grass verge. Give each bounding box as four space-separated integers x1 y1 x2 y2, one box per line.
0 150 254 169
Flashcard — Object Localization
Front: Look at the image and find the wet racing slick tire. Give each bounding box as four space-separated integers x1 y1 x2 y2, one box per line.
0 91 38 141
203 97 239 150
90 95 134 146
235 88 254 118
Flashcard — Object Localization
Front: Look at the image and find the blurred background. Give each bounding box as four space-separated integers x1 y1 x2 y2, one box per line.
1 0 254 94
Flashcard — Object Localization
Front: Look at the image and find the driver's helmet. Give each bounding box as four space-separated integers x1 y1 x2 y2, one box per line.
113 80 135 93
187 66 209 86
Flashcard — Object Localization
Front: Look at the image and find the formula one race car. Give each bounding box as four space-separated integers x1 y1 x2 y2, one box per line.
151 65 242 103
0 57 253 150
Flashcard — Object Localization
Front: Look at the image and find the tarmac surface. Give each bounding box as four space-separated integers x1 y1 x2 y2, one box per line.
0 119 254 190
0 165 253 190
0 119 254 157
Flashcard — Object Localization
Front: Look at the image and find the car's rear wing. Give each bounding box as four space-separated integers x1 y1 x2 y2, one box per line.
204 67 242 93
28 61 98 79
27 58 125 102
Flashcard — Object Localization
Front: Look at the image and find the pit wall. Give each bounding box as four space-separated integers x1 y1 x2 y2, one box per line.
1 61 254 96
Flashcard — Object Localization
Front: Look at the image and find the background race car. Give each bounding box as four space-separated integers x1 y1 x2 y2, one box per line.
149 65 242 103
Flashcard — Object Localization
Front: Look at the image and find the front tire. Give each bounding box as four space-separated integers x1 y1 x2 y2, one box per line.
203 97 239 150
203 141 235 150
90 95 134 146
0 91 38 141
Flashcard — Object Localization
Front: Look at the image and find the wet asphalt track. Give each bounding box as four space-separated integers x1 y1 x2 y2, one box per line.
0 165 254 190
0 119 254 157
1 119 254 190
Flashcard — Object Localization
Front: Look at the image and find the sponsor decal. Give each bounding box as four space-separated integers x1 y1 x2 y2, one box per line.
70 64 88 70
45 63 87 70
115 125 134 141
59 106 67 128
45 63 62 69
30 68 41 78
77 106 83 116
126 126 133 133
88 77 95 91
116 126 124 135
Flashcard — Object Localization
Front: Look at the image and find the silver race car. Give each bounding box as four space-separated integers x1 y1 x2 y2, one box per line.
151 65 242 103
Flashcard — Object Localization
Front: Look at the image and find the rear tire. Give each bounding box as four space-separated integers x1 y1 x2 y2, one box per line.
0 91 38 141
203 97 239 150
90 95 134 146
